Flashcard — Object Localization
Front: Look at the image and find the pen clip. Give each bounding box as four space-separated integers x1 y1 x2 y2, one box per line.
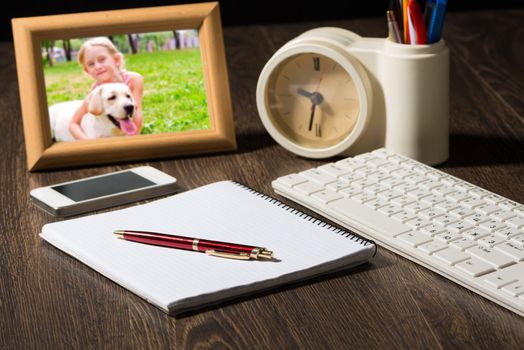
205 250 251 260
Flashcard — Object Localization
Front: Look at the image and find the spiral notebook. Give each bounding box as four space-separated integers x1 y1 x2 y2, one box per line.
40 181 376 315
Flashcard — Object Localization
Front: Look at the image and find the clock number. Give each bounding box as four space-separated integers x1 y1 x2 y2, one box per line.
313 57 320 71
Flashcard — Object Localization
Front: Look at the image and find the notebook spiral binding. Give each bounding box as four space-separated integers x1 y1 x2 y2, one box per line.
233 182 376 254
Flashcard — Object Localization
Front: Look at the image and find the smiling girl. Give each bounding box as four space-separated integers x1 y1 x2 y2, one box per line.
69 37 144 139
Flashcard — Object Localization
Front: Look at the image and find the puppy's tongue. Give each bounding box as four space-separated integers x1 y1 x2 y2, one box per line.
119 118 137 135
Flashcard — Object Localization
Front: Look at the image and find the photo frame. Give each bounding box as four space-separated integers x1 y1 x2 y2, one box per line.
12 2 236 171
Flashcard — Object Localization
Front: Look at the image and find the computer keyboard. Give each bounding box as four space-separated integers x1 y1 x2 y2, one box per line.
272 148 524 317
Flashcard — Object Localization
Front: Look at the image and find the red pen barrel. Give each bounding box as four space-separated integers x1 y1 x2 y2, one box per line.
122 231 195 250
120 230 255 253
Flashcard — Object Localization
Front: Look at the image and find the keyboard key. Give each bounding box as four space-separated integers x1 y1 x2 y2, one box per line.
406 188 431 200
365 199 389 211
510 234 524 246
367 171 391 182
434 247 470 265
420 180 442 191
464 212 490 225
318 164 352 177
335 158 365 171
455 258 495 277
421 195 446 206
418 241 448 254
433 185 455 197
466 246 515 269
352 178 377 189
435 200 460 212
328 197 410 237
450 238 477 251
420 223 446 236
367 158 390 168
418 208 445 221
311 190 343 204
498 200 519 211
477 235 505 248
490 211 516 222
363 183 389 195
391 195 415 207
434 231 462 243
338 173 364 183
378 204 403 216
447 191 471 203
506 216 524 229
294 181 324 195
461 198 487 209
338 187 363 198
351 193 375 204
441 176 462 187
494 227 522 239
484 263 524 286
433 214 460 226
494 242 524 261
377 190 403 201
502 282 524 297
326 180 351 192
479 220 508 233
463 227 490 240
275 174 307 188
391 168 412 179
382 178 406 188
476 204 502 216
405 217 432 230
391 182 418 194
391 210 416 223
397 231 432 247
483 271 518 289
300 169 337 186
447 221 473 234
404 202 430 214
450 207 475 219
483 193 505 204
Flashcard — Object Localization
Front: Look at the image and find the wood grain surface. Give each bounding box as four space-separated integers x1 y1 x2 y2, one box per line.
1 8 523 349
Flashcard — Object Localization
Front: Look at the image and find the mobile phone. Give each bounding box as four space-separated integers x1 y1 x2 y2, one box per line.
30 166 177 217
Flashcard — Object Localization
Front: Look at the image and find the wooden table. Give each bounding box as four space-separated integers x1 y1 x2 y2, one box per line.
1 8 523 349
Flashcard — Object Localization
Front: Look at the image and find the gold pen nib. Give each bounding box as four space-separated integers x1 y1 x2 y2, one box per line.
113 230 125 239
257 249 273 260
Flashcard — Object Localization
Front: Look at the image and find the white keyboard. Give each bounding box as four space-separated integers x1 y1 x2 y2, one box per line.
273 148 524 317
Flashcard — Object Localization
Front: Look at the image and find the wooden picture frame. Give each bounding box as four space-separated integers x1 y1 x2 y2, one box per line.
12 2 236 171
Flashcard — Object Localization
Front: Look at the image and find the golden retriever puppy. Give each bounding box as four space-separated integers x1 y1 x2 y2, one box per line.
49 83 137 141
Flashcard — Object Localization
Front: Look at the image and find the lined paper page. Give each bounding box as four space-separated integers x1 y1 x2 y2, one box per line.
41 181 375 314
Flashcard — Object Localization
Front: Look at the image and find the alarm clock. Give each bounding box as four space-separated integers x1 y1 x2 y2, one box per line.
256 27 450 165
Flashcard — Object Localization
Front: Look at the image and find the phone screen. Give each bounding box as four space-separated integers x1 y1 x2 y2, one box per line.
52 171 155 202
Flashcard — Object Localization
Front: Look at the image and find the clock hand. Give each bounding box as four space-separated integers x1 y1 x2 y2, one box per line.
308 103 316 131
297 88 313 98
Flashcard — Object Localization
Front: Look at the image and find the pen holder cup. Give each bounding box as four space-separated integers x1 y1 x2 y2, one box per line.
379 39 449 165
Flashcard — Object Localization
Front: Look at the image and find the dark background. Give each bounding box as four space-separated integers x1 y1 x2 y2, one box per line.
3 0 523 41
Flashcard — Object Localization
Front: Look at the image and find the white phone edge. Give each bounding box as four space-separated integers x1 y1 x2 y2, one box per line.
30 166 177 217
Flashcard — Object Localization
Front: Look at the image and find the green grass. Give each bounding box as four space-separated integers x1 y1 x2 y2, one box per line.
43 49 210 134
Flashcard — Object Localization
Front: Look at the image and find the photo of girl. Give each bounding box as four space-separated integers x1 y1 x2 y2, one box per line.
70 37 143 139
44 30 209 142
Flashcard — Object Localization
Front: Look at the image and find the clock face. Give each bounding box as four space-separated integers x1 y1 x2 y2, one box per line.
266 52 360 149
